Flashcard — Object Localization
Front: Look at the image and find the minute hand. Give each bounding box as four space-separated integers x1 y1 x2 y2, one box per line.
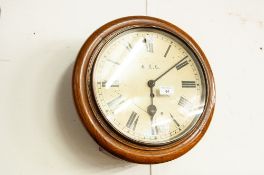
154 56 188 82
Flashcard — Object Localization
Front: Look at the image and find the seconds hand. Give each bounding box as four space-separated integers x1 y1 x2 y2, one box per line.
146 55 188 117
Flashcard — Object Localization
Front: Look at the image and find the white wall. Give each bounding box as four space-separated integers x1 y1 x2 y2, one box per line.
0 0 263 174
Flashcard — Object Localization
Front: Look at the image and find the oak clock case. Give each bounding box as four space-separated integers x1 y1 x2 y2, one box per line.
72 16 215 164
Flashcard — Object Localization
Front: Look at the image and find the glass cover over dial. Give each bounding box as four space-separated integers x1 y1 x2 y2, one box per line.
92 28 206 145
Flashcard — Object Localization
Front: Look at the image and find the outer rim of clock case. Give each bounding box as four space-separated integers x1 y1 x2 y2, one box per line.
72 16 216 164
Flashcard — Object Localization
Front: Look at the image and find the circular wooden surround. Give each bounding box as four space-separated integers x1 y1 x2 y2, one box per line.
72 16 215 164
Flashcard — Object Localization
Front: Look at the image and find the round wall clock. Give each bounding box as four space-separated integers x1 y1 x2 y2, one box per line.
72 16 215 164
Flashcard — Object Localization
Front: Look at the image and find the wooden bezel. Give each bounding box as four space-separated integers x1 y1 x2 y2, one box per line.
72 16 215 164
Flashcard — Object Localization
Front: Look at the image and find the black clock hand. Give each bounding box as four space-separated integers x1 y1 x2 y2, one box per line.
147 80 157 117
147 83 157 135
146 56 188 118
154 56 188 82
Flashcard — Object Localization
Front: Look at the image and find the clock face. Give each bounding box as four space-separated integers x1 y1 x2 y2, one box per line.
92 28 206 145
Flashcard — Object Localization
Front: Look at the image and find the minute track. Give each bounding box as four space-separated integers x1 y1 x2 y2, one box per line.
92 27 206 146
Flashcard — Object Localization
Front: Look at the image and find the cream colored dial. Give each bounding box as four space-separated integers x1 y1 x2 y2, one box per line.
92 28 206 145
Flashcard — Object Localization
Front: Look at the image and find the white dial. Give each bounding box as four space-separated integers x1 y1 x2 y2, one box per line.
92 28 206 145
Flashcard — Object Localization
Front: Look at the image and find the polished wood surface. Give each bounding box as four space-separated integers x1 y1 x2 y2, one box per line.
72 16 216 164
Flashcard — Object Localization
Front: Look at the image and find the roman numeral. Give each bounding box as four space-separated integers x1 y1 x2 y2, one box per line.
151 125 160 135
164 45 171 57
107 95 124 110
175 56 189 70
170 113 181 129
182 81 196 88
106 59 120 65
101 80 119 87
178 96 191 108
126 111 139 131
143 37 153 53
125 42 133 51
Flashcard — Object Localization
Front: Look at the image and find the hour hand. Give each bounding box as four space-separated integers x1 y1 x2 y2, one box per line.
147 104 157 117
147 80 157 117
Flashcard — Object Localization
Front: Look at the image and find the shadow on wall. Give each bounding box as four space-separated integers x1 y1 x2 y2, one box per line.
55 62 134 170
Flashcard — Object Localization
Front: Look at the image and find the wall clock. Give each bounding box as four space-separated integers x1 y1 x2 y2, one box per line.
72 16 215 164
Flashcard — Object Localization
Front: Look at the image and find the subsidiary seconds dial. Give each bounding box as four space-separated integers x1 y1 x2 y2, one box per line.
92 28 206 145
